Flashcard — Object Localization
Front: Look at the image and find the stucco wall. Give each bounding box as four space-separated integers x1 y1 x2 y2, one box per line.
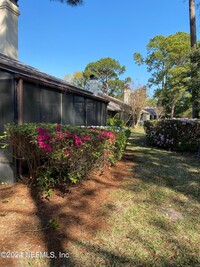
0 0 20 59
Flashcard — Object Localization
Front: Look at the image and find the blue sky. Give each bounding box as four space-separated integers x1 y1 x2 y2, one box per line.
18 0 199 95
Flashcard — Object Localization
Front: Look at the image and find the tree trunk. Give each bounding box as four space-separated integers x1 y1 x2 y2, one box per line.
170 103 175 118
189 0 197 48
131 112 136 127
189 0 199 118
135 111 142 126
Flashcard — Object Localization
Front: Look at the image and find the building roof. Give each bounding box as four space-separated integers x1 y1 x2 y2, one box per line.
144 107 157 116
107 101 122 112
141 109 150 115
0 53 108 103
98 93 132 112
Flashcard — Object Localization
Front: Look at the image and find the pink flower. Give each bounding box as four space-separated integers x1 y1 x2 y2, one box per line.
98 131 116 143
36 127 45 134
82 135 91 141
64 150 70 156
65 132 71 138
105 163 110 170
73 134 83 146
75 137 82 146
38 135 43 142
43 144 52 151
105 151 109 156
37 137 52 151
98 134 104 140
55 132 71 140
43 133 50 140
56 124 62 132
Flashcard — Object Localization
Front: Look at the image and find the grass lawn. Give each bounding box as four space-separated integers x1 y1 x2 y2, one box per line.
68 127 200 267
0 127 199 267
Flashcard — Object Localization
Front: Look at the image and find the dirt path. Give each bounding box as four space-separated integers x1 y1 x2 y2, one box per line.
0 156 135 267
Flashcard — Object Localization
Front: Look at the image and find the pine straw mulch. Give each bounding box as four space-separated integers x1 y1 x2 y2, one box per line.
0 157 134 267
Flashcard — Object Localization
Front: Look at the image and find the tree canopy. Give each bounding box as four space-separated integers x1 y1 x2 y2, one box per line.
129 86 147 126
64 71 86 88
187 46 200 116
83 57 131 96
134 32 191 118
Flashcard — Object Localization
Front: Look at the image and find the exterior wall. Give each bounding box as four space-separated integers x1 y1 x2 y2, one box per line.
142 113 150 121
0 147 16 183
0 70 16 183
0 0 20 59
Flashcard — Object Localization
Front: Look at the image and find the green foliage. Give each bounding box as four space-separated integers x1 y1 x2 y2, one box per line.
3 124 128 192
83 57 131 96
107 115 125 128
146 97 157 107
187 47 200 118
134 32 191 118
144 119 200 152
64 71 88 89
47 217 59 230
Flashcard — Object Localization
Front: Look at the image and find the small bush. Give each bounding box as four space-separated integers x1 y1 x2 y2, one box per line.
3 124 129 191
107 115 125 128
144 119 200 152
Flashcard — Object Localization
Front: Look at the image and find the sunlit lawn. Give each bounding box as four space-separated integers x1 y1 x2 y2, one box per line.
68 127 200 267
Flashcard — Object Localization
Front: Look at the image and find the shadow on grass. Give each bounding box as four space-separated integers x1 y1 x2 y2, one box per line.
127 227 200 266
124 130 200 203
70 239 142 266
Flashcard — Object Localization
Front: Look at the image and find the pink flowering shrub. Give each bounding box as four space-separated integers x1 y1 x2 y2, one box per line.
144 119 200 152
4 123 128 190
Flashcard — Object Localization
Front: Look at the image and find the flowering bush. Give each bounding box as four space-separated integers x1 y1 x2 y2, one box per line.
144 119 200 152
3 124 129 191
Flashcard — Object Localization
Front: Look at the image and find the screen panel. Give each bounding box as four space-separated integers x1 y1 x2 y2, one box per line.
41 87 61 123
62 93 74 125
74 95 85 126
0 71 14 134
23 82 40 123
101 103 107 126
86 98 94 126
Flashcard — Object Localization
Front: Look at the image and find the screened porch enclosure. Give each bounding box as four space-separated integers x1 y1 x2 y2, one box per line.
22 82 107 126
0 53 108 183
0 65 108 183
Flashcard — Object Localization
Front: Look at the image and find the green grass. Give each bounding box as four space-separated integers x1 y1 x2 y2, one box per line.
68 127 200 267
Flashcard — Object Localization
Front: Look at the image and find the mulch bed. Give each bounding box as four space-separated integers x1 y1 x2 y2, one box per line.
0 158 134 267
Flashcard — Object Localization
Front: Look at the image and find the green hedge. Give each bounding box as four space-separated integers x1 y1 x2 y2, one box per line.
144 119 200 152
2 124 130 191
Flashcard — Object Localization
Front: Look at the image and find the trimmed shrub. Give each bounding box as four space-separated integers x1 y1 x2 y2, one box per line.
144 119 200 152
107 115 125 128
2 124 129 191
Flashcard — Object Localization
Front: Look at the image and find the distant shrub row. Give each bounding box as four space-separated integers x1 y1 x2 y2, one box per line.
3 124 130 193
144 119 200 152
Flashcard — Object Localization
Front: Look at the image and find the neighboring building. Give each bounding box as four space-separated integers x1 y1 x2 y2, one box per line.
98 93 132 125
143 107 158 120
0 0 108 183
140 107 158 124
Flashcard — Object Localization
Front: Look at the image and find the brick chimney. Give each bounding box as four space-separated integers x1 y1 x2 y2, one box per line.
124 87 131 104
0 0 20 59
